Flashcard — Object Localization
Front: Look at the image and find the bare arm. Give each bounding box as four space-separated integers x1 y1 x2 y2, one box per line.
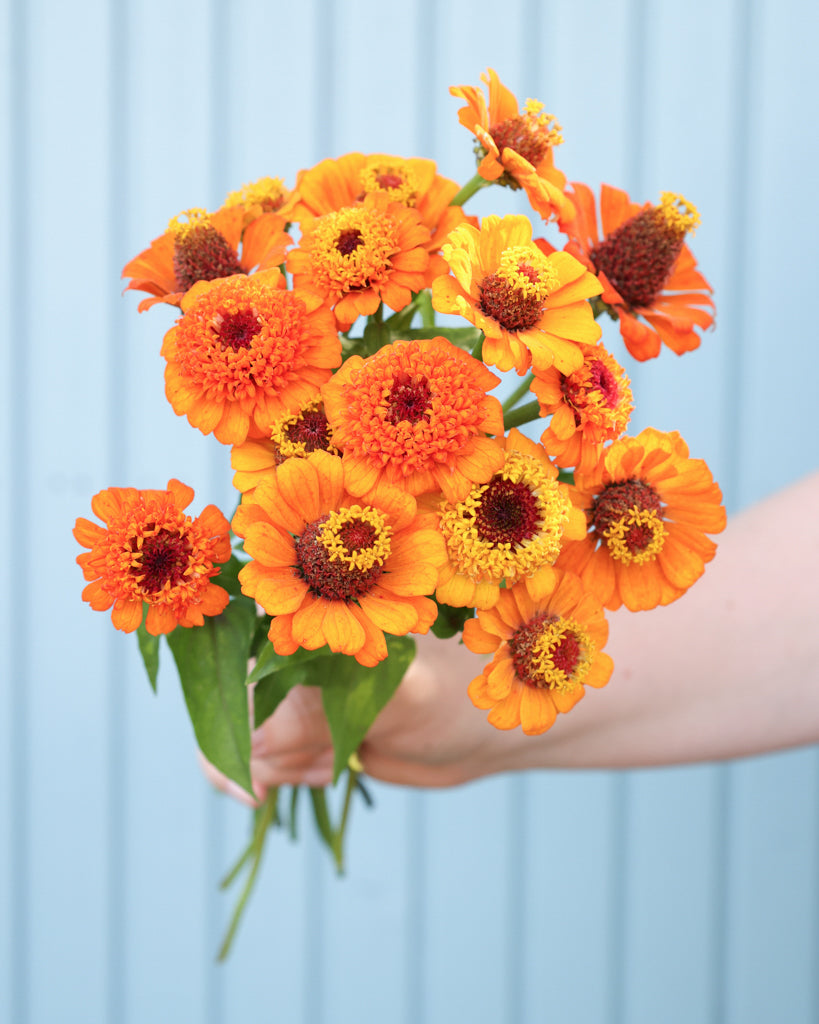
203 471 819 800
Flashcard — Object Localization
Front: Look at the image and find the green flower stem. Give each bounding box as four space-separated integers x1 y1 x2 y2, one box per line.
470 334 484 360
503 400 542 432
331 767 360 875
217 787 278 962
502 372 535 412
309 787 335 850
451 173 492 207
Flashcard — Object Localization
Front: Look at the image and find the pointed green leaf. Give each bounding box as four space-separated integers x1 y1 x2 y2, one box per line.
252 654 331 729
430 599 474 639
215 554 248 598
246 640 330 685
166 598 257 796
136 618 160 693
319 636 416 783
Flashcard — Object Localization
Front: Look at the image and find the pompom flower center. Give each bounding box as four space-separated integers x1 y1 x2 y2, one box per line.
479 245 559 332
387 372 432 425
439 450 570 582
169 209 243 292
132 527 193 594
215 308 261 351
592 479 667 564
509 613 594 692
304 206 399 293
589 193 699 310
488 100 563 172
296 506 392 601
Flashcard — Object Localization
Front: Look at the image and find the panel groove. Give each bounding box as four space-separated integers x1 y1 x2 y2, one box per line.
8 0 31 1018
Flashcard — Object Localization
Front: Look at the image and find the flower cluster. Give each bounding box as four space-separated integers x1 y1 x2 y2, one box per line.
76 68 724 934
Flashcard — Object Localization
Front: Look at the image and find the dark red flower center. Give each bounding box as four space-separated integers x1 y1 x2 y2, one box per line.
386 372 432 425
376 173 404 190
336 228 364 255
479 273 544 331
215 309 261 351
490 116 551 168
475 477 540 546
509 613 582 688
133 528 193 593
592 479 662 539
588 359 620 407
173 224 244 292
589 209 684 309
290 409 333 449
296 515 384 601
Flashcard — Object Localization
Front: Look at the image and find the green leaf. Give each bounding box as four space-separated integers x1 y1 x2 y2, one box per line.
136 618 160 693
320 636 416 783
215 554 248 598
246 641 331 685
430 599 474 639
166 598 257 796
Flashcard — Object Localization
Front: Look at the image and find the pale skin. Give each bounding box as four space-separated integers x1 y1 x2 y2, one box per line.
202 472 819 805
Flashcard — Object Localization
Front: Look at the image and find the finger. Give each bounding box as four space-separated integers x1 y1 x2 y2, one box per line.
197 750 267 808
250 746 335 788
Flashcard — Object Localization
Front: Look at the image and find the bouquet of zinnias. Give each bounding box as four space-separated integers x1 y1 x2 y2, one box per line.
74 69 726 958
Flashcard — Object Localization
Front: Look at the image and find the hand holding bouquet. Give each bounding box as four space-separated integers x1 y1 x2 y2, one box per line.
74 68 725 958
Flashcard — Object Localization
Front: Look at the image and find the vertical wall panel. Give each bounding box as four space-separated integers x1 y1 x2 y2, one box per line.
24 0 114 1020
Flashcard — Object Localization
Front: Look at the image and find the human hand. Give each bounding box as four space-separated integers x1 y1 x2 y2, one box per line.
199 632 526 804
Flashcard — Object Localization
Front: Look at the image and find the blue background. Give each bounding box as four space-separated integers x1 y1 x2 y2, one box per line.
2 0 819 1021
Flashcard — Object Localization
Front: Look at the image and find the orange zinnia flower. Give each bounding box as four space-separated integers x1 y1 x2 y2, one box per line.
222 176 299 227
557 428 726 611
286 191 436 329
562 183 714 361
161 269 342 446
435 429 586 609
232 451 446 667
463 573 613 735
533 343 634 474
74 479 231 635
322 336 505 502
450 68 574 224
432 214 602 375
231 398 339 495
291 151 471 255
122 206 292 312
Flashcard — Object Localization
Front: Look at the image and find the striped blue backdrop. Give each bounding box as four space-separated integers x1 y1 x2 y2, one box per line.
2 1 818 1021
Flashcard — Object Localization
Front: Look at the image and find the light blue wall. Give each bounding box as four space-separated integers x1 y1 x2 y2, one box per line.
2 1 818 1021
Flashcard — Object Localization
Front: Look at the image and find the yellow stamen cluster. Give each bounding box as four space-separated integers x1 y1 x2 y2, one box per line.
604 507 667 565
439 450 570 582
522 99 564 147
318 506 392 573
658 192 700 235
268 400 338 461
168 208 212 240
305 207 398 293
496 245 560 300
360 159 420 207
224 176 288 213
527 617 594 692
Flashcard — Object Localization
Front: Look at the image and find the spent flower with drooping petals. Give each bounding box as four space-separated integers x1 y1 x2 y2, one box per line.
562 183 714 360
